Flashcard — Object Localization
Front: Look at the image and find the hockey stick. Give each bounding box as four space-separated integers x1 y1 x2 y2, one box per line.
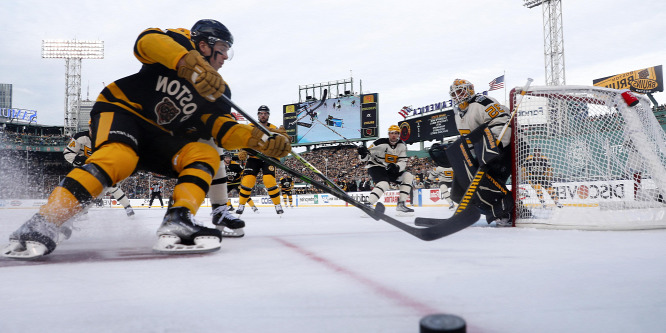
288 97 329 126
217 94 479 240
415 78 533 228
247 149 478 241
218 91 345 193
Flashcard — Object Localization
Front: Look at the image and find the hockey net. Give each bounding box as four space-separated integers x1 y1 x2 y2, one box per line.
510 85 666 230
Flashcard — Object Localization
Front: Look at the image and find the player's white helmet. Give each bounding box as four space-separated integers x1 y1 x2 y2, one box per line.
450 79 475 111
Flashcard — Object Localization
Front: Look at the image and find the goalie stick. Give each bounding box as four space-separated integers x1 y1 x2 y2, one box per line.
414 78 533 229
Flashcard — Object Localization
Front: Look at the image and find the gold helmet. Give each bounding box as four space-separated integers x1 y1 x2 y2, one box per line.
388 124 400 133
449 79 475 110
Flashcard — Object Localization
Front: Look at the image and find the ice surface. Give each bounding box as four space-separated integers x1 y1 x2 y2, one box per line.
1 206 665 333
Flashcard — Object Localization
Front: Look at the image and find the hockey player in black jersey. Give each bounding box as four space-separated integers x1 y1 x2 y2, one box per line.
224 153 258 211
279 175 295 208
237 105 286 215
3 19 291 258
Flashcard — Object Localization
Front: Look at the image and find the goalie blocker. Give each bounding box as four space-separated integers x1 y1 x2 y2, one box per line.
431 124 513 225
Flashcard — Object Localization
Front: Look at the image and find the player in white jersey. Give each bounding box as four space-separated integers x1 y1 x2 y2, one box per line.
426 166 456 209
357 125 414 214
430 79 513 226
63 129 135 217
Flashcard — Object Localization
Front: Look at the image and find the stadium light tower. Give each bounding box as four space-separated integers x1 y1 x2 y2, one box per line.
524 0 566 86
42 39 104 135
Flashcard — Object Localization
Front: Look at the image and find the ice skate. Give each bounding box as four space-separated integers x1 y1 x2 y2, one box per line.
360 201 374 218
396 201 415 216
211 204 245 238
275 204 284 215
251 206 259 213
490 211 514 228
2 214 59 259
153 207 222 254
58 218 75 243
494 217 513 227
236 204 245 215
125 206 135 217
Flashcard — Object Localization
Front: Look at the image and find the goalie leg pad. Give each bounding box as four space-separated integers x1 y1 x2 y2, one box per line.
446 137 479 185
475 173 513 221
467 124 501 166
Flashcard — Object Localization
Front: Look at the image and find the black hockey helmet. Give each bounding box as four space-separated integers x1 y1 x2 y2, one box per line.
191 19 234 48
258 105 270 114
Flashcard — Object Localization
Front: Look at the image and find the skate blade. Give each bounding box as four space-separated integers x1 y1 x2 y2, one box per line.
395 211 415 217
2 240 48 260
217 226 245 238
152 235 221 254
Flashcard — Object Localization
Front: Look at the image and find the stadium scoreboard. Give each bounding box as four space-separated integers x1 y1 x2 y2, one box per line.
398 109 457 144
283 93 379 146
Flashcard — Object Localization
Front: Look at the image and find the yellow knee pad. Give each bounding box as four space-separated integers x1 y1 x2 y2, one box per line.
171 142 220 213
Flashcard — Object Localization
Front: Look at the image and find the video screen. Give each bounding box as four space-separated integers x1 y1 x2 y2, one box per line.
283 93 378 146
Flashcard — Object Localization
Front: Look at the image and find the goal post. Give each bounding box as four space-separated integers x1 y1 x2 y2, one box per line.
509 85 666 230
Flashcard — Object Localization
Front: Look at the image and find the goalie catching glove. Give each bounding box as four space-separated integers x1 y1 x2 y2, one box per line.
177 50 225 102
357 146 369 159
247 127 291 158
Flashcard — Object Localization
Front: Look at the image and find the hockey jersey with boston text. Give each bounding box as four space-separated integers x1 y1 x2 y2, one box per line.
92 27 249 150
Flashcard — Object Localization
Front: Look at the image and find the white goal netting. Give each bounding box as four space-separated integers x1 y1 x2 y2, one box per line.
511 85 666 230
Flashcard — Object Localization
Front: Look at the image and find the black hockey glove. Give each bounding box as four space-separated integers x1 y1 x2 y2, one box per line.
73 155 87 166
386 163 401 179
357 146 369 158
428 143 450 168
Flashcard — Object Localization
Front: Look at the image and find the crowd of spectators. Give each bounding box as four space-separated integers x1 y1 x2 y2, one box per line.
0 129 440 200
0 128 69 147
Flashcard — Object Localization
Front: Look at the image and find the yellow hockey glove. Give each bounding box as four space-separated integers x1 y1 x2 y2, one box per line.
177 50 225 102
274 125 288 136
247 127 291 159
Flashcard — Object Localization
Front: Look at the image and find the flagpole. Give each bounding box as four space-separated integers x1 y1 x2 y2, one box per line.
503 70 507 105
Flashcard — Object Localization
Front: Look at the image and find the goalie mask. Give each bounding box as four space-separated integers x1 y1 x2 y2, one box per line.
450 79 475 111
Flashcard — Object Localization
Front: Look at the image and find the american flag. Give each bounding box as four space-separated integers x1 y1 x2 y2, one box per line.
489 75 505 91
398 106 412 119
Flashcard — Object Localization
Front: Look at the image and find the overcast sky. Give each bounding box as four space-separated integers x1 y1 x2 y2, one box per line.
1 0 665 134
